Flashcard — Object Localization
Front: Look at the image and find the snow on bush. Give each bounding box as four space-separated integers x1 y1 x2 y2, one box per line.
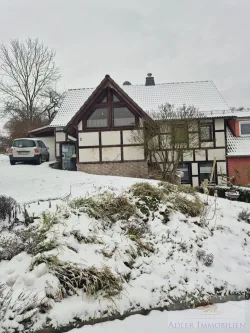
238 209 250 223
0 181 250 332
0 195 19 228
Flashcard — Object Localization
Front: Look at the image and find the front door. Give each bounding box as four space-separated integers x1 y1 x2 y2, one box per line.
61 143 76 170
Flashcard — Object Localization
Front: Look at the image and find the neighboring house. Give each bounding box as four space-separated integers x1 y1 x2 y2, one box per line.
227 110 250 185
30 74 232 186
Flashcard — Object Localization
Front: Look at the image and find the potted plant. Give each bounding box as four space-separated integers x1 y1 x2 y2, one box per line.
225 176 240 201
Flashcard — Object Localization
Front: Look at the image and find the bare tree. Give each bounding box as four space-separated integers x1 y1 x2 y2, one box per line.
4 116 48 142
132 103 201 183
0 38 61 126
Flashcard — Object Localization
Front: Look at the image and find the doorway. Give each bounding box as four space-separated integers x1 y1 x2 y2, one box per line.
61 143 76 170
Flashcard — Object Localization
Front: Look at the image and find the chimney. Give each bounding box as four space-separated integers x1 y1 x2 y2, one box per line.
145 73 155 86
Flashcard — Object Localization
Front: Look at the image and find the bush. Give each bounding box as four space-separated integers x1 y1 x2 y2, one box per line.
196 249 214 266
0 235 25 261
130 182 164 214
238 209 250 223
31 255 123 298
174 194 204 217
197 185 250 203
203 253 214 267
121 216 149 241
15 227 58 256
70 193 136 223
130 182 163 201
159 181 197 196
0 195 18 223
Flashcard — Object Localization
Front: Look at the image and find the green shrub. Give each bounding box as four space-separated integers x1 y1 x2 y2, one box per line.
174 194 204 217
70 193 136 223
0 235 25 261
158 181 177 195
41 212 60 232
15 227 59 256
159 181 197 196
130 182 164 214
31 255 122 298
130 182 164 200
197 185 250 203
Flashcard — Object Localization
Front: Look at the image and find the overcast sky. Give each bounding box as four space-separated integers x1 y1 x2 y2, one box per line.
0 0 250 110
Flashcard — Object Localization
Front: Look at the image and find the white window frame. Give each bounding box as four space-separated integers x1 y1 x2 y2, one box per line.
239 121 250 136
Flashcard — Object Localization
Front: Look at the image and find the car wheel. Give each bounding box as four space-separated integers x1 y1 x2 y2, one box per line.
36 155 42 165
10 161 16 165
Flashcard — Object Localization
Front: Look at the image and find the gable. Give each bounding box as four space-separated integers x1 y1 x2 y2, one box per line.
76 86 147 130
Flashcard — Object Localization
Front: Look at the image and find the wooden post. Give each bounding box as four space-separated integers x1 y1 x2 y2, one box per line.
210 157 216 184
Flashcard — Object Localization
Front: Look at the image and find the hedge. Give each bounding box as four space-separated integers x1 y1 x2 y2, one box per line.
196 185 250 203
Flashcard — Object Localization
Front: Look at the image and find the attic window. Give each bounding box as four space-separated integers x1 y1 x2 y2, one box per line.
240 121 250 136
113 107 135 127
87 108 108 128
113 95 120 102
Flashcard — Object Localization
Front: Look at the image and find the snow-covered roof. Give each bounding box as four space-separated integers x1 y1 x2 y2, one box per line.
51 80 231 127
28 125 52 133
230 109 250 118
227 127 250 156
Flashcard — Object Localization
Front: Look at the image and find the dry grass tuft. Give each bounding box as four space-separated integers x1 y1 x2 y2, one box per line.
31 255 123 298
70 193 136 223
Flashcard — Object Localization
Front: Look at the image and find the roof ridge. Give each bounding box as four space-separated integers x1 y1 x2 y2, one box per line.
67 80 214 91
68 87 95 91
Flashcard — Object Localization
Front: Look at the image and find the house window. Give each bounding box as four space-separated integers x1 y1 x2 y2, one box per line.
113 95 120 102
177 163 191 184
200 120 213 141
173 124 188 144
100 96 108 103
87 108 108 128
240 121 250 136
113 107 135 127
199 162 216 183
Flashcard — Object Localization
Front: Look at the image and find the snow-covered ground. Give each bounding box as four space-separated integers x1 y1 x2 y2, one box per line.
71 300 250 332
1 153 250 332
0 154 143 204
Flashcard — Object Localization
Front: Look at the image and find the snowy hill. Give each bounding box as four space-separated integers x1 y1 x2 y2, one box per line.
0 159 250 332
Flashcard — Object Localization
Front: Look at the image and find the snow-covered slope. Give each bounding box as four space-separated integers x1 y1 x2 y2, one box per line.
0 154 148 203
0 159 250 332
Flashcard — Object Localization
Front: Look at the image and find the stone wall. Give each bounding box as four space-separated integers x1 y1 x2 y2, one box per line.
77 161 149 179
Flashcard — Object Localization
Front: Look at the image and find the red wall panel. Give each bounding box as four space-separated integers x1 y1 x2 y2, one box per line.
228 157 250 185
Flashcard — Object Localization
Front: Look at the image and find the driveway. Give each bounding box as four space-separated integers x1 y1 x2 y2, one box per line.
0 155 142 204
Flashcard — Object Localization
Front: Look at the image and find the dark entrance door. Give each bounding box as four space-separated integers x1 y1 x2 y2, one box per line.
61 143 76 170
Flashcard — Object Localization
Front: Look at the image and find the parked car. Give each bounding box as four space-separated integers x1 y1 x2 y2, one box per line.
9 138 50 165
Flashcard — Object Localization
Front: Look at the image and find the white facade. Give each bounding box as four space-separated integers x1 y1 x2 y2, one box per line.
78 129 144 163
38 136 56 161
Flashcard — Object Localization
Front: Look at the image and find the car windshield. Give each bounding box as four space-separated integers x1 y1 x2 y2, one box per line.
13 139 36 148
